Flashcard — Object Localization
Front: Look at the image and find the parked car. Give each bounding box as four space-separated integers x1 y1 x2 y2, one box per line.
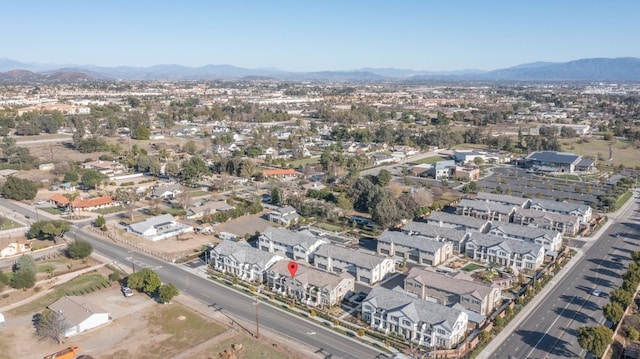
122 287 134 297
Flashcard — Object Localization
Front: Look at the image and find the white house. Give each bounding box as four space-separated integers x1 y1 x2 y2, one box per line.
127 214 193 241
209 240 283 283
258 226 328 262
377 230 453 266
314 244 395 285
48 296 110 337
362 286 468 349
266 206 300 226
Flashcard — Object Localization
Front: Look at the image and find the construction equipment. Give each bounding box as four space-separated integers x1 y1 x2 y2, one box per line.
43 346 80 359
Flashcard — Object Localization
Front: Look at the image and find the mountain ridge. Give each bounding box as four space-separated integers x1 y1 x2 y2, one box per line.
1 57 639 82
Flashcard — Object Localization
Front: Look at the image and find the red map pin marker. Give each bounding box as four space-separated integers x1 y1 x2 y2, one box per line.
288 261 298 278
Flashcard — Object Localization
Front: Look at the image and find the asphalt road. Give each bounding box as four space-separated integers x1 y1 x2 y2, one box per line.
0 199 388 359
489 196 640 359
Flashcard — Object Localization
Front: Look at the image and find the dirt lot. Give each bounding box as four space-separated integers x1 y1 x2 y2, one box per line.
215 214 275 238
0 283 301 359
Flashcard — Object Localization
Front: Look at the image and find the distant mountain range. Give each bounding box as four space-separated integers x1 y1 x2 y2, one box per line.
1 57 639 82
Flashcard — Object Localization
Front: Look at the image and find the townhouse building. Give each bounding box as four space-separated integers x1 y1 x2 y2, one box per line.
267 261 354 307
513 207 580 236
455 198 516 223
209 240 283 283
401 221 470 253
362 287 468 349
377 230 453 266
488 222 563 252
474 192 530 208
404 267 501 316
424 212 489 232
258 226 328 262
528 198 593 224
465 233 545 271
314 244 394 284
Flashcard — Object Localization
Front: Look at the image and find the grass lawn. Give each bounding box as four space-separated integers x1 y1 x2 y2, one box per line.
616 191 634 210
561 138 640 168
113 304 227 359
551 174 581 181
461 263 485 272
409 156 445 165
93 205 124 215
0 218 24 230
287 156 320 167
164 207 187 216
39 207 61 215
189 190 211 198
37 264 56 273
315 222 343 232
7 273 110 317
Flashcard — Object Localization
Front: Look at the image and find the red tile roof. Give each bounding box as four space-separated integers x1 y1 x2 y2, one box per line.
72 196 114 208
262 168 298 177
50 194 70 205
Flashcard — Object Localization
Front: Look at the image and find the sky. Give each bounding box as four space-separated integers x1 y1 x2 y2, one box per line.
2 0 640 72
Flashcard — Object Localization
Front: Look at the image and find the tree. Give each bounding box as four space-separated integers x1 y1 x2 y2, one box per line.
610 288 634 308
81 169 106 189
133 125 150 140
158 283 180 303
63 171 79 183
94 215 106 229
11 255 37 289
27 220 72 240
66 239 93 259
127 268 162 293
1 176 38 200
602 302 624 324
577 325 613 358
376 169 392 187
35 309 68 344
270 187 284 206
114 187 138 220
370 190 407 228
180 157 209 183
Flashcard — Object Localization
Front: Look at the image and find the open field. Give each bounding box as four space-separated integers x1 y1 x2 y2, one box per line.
561 138 640 168
408 156 445 165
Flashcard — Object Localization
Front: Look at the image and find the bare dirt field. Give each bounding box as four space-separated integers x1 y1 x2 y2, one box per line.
0 284 300 359
215 214 275 238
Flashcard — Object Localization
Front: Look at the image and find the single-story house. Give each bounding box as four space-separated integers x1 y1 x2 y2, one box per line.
48 296 110 337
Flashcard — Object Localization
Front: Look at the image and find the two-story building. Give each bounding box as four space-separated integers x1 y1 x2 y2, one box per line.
266 206 300 226
209 240 284 283
465 233 545 271
377 230 453 266
314 244 394 285
513 208 581 236
258 226 328 262
527 198 593 225
424 212 489 232
404 267 501 316
362 287 468 349
267 261 354 307
455 198 516 223
488 222 563 252
401 221 470 253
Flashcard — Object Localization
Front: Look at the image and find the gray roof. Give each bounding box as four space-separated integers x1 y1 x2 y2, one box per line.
269 261 351 291
262 226 325 251
528 198 591 215
128 214 176 234
474 192 530 207
488 221 560 241
188 200 234 214
315 244 390 270
576 158 594 168
457 198 516 215
467 233 544 255
363 286 465 332
434 160 456 170
212 240 281 268
49 296 108 326
379 230 448 254
525 151 581 165
152 183 182 197
425 212 488 231
401 221 469 242
405 267 495 301
514 207 580 224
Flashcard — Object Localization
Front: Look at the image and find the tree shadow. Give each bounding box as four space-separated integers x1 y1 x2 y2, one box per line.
553 306 593 324
514 329 578 358
583 275 613 288
590 267 621 279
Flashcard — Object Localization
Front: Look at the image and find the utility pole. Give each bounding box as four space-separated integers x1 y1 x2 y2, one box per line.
254 298 260 339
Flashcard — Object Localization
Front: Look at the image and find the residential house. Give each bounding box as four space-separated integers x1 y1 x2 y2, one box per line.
127 214 194 241
151 183 183 200
362 286 468 349
401 221 470 253
81 160 126 178
404 267 501 316
48 296 110 337
377 230 453 266
267 261 354 307
465 233 545 271
474 192 530 208
488 222 563 252
209 240 283 283
455 198 516 223
454 166 480 181
527 198 593 225
424 212 489 232
371 153 397 166
513 208 581 236
70 196 116 212
410 164 432 177
262 168 299 178
266 206 300 226
186 200 235 220
314 244 395 285
0 238 31 258
258 226 328 262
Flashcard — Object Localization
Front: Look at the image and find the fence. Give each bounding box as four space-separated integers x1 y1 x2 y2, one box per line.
88 226 179 262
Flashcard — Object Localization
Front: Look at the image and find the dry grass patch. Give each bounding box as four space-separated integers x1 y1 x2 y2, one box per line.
192 333 297 359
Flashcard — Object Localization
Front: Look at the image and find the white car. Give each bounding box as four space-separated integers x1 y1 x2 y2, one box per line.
35 200 46 205
122 287 134 297
592 289 601 297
